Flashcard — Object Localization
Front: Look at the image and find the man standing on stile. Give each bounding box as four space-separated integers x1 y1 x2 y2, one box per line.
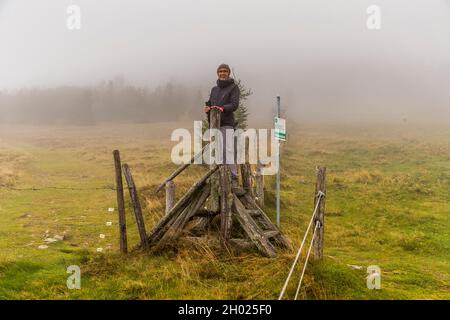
204 63 240 188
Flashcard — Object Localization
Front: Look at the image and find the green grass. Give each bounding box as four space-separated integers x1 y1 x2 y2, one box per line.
0 122 449 299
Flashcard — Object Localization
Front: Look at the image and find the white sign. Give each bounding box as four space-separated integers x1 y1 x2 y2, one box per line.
274 117 286 141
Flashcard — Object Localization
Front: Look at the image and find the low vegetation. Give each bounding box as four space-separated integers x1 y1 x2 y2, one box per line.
0 122 449 299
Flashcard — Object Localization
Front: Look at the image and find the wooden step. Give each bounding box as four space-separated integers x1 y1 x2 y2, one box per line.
264 230 280 238
232 194 277 258
247 209 261 217
232 187 246 197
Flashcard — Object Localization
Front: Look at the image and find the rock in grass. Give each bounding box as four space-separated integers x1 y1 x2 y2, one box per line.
44 238 58 243
347 264 363 270
38 245 48 249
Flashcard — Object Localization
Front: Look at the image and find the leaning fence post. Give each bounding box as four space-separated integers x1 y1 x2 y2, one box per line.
313 166 326 260
255 161 265 208
123 163 149 249
113 150 128 254
165 180 175 215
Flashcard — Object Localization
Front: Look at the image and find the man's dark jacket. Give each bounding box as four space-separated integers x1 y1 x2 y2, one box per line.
205 78 240 127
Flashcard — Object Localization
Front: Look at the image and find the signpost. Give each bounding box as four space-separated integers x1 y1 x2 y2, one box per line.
274 96 286 227
275 117 286 141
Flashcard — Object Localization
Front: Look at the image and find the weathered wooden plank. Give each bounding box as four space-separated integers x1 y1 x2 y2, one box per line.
113 150 128 254
241 163 254 197
248 209 260 217
165 180 175 215
150 196 198 249
313 166 326 260
255 161 265 208
186 216 213 236
240 193 291 249
232 194 277 258
193 209 219 217
206 108 221 213
155 144 209 193
264 230 280 238
152 184 210 251
123 163 148 249
219 165 233 247
147 166 219 244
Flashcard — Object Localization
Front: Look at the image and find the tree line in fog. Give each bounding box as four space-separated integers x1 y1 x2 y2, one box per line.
0 78 205 125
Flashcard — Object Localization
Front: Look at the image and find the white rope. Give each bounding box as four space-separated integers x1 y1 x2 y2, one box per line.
278 191 324 300
294 221 320 300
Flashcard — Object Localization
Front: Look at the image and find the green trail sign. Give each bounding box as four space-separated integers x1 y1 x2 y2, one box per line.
274 117 286 141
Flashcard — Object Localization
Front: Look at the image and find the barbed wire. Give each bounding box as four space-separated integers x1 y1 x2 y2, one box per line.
0 184 122 191
0 179 122 260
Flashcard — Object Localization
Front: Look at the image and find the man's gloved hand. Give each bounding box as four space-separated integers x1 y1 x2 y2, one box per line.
212 106 224 112
204 106 224 113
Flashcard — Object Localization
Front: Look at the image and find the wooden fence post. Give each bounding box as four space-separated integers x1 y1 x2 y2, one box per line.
313 166 326 260
219 165 233 247
255 161 264 208
241 140 254 197
123 163 149 249
165 180 175 215
206 108 221 213
241 164 251 192
113 150 128 254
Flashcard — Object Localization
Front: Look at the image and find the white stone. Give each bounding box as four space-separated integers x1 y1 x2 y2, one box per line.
348 264 363 270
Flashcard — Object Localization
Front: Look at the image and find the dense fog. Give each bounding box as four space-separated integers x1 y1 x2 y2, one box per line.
1 0 449 124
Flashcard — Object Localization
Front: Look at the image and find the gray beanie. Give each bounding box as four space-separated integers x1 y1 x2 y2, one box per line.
217 63 231 73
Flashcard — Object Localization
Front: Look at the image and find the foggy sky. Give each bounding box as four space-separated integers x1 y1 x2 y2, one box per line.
1 0 450 121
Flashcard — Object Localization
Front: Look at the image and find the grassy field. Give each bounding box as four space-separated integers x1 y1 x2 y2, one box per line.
0 122 449 299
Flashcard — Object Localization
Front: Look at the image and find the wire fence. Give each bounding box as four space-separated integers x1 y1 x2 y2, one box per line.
0 181 122 258
278 190 325 300
2 154 328 299
0 184 117 191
